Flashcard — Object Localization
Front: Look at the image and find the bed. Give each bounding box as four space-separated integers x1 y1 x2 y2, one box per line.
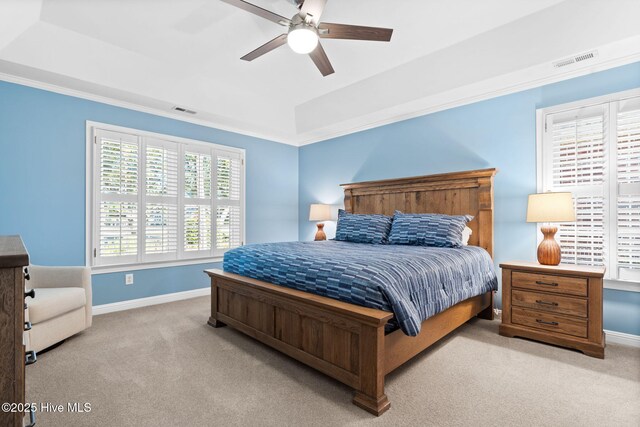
205 168 497 415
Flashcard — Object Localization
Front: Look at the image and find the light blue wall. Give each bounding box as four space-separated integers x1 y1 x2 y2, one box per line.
0 81 299 305
299 61 640 336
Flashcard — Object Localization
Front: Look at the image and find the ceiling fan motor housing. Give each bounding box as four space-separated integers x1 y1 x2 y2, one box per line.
289 13 316 29
289 13 317 31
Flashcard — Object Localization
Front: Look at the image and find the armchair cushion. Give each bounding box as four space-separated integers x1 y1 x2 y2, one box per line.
27 287 86 325
28 265 90 289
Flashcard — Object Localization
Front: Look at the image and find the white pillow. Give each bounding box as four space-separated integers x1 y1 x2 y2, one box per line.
462 226 472 246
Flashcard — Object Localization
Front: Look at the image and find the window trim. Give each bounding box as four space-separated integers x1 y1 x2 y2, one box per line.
85 121 246 273
535 88 640 293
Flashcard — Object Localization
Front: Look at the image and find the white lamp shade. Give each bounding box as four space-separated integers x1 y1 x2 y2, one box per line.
309 204 334 222
526 192 576 223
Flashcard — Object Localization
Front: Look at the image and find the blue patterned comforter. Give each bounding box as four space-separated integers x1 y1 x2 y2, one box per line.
223 241 497 336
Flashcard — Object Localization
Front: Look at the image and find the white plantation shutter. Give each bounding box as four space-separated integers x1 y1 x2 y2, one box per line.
99 202 138 259
144 139 178 260
541 92 640 284
184 205 212 251
95 129 139 265
558 197 606 265
90 124 244 269
544 105 608 268
183 149 213 254
145 204 178 254
616 97 640 281
215 151 243 253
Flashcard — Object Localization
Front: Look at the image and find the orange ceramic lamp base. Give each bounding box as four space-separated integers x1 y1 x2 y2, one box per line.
537 225 561 265
314 223 327 241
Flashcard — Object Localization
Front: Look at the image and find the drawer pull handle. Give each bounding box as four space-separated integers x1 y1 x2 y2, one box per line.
535 280 558 287
24 321 32 331
536 319 559 326
25 350 37 366
24 267 30 281
25 288 35 299
535 300 559 307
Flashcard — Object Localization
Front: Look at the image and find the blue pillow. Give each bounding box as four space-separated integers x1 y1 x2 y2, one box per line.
388 211 473 248
335 209 393 244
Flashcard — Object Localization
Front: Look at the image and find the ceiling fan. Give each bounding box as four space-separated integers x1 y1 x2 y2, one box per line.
220 0 393 76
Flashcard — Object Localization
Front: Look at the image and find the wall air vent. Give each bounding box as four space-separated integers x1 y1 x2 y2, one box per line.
172 106 197 115
553 50 599 68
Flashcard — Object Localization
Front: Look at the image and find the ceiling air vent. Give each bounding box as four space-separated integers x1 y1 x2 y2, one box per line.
553 50 598 68
172 106 197 115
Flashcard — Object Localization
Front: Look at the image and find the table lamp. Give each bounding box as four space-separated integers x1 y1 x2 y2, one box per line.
526 192 576 266
309 204 334 241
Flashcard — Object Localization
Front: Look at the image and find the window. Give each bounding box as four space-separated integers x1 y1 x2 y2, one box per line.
538 89 640 286
88 123 244 270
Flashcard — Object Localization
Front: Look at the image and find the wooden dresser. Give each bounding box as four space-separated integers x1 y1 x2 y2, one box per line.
499 261 606 358
0 236 35 427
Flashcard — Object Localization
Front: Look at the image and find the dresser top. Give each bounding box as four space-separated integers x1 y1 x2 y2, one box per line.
0 235 29 268
499 260 606 278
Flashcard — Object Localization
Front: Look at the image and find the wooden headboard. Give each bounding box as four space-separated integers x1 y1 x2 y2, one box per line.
340 168 497 258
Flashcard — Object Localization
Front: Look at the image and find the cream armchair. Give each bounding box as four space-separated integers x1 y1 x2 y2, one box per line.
25 265 92 353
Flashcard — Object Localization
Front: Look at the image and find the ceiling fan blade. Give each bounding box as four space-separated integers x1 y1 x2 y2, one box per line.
300 0 327 25
241 34 288 61
308 42 334 76
318 22 393 42
220 0 290 26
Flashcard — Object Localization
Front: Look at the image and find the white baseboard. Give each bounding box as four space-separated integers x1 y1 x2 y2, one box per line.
92 287 211 316
605 330 640 348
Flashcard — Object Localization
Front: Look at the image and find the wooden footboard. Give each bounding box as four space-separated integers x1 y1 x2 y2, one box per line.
205 269 492 416
206 269 393 415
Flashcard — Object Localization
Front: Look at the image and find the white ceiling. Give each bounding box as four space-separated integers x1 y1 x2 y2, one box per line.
1 0 639 146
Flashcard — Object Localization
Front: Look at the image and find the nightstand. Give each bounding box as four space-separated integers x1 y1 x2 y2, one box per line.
499 261 606 358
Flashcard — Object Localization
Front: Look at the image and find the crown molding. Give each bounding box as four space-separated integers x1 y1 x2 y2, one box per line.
0 71 298 147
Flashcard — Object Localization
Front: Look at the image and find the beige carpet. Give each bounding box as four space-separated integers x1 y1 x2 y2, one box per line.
27 296 639 427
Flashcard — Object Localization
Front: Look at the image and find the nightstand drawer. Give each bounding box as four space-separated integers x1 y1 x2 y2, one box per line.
512 307 587 338
512 271 587 296
512 289 588 318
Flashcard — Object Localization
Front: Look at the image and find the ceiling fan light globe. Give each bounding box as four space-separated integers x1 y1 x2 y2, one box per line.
287 27 319 54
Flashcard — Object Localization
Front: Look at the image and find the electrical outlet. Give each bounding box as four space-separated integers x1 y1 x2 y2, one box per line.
125 274 134 285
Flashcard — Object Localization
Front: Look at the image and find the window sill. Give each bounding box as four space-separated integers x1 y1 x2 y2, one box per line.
91 257 224 275
605 279 640 293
